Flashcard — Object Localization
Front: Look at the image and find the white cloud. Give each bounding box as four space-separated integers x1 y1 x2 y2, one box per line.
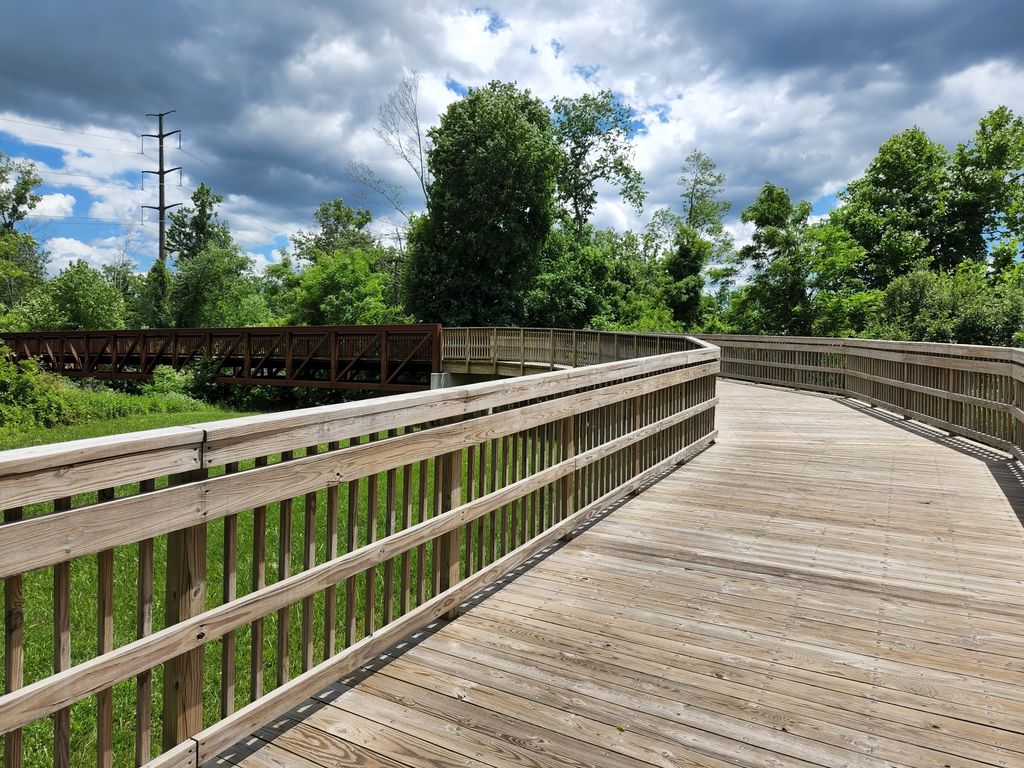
33 193 76 217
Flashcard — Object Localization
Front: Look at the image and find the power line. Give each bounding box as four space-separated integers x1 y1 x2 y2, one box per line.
0 64 148 110
24 213 145 223
2 133 142 154
0 115 136 144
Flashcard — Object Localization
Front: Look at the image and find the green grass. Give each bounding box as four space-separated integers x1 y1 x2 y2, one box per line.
0 408 256 451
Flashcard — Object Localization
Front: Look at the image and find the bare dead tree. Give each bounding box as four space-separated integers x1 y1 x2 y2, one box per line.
375 71 431 204
345 160 410 221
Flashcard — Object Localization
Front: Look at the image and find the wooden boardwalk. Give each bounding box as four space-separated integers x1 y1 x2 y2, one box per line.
211 380 1024 768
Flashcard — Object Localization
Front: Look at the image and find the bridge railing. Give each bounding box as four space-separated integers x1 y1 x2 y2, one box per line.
0 330 719 768
442 327 699 375
1 324 442 392
700 333 1024 462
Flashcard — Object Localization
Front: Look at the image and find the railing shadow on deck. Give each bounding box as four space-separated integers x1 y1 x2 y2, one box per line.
0 328 719 768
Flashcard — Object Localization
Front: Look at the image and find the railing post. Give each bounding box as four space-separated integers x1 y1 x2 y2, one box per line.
571 330 578 367
4 507 24 768
162 470 207 751
439 446 462 620
549 329 555 370
491 327 498 373
465 327 471 370
520 328 526 375
559 415 576 541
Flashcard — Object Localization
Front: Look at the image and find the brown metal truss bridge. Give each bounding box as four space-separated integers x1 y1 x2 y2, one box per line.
0 324 442 392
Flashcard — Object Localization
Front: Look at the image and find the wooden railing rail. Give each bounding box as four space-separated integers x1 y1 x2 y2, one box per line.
0 330 719 768
441 327 695 377
700 333 1024 462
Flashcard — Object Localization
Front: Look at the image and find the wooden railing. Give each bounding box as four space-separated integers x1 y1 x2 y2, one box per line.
701 333 1024 462
0 330 719 768
442 327 698 376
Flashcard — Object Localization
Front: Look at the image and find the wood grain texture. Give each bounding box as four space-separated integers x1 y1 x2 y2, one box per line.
210 380 1024 768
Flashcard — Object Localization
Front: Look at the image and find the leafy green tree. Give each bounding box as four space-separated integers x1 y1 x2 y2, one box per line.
18 260 126 330
662 227 712 328
0 154 47 308
138 259 175 328
291 199 376 259
949 106 1024 268
406 81 561 326
171 246 272 328
166 183 233 265
290 247 408 326
551 90 645 240
678 150 731 239
0 152 42 233
525 229 611 328
835 128 951 287
730 183 876 336
0 231 47 309
867 262 1024 345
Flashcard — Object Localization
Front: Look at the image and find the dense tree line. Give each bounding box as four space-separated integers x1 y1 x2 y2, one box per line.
1 85 1022 348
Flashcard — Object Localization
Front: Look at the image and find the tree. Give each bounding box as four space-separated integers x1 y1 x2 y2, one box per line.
405 81 561 326
289 247 408 326
376 71 431 203
171 246 272 328
290 199 376 259
0 153 42 234
662 227 712 328
166 183 232 265
678 150 731 238
835 127 951 287
948 106 1024 268
137 259 175 328
0 231 47 309
22 260 126 330
551 90 645 240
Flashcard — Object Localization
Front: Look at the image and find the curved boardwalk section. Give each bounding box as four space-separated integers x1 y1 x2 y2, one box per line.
212 380 1024 768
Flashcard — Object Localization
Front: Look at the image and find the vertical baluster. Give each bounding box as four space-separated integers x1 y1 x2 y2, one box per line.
400 456 413 616
383 430 398 625
3 508 24 768
475 440 486 571
464 444 476 579
324 442 340 659
365 433 379 637
415 459 428 606
53 496 72 768
135 479 155 766
97 488 115 768
345 439 361 645
221 463 239 716
301 447 318 672
276 452 293 686
250 457 268 701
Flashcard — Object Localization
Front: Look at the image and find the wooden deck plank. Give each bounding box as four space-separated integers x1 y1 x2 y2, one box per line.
213 379 1024 768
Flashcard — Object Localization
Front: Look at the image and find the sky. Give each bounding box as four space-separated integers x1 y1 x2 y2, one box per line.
2 0 1023 276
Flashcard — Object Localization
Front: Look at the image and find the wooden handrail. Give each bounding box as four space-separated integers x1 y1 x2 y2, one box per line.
700 333 1024 462
0 329 719 768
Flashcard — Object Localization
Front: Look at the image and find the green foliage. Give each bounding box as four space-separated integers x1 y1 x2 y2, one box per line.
289 247 409 326
662 226 712 328
406 81 561 325
10 260 126 331
867 262 1024 346
0 151 42 233
551 89 645 240
0 230 48 309
291 199 376 258
171 245 273 328
167 183 233 265
138 258 175 328
525 229 611 328
0 349 209 438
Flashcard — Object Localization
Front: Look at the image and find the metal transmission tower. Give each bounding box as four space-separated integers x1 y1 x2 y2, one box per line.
142 110 181 263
